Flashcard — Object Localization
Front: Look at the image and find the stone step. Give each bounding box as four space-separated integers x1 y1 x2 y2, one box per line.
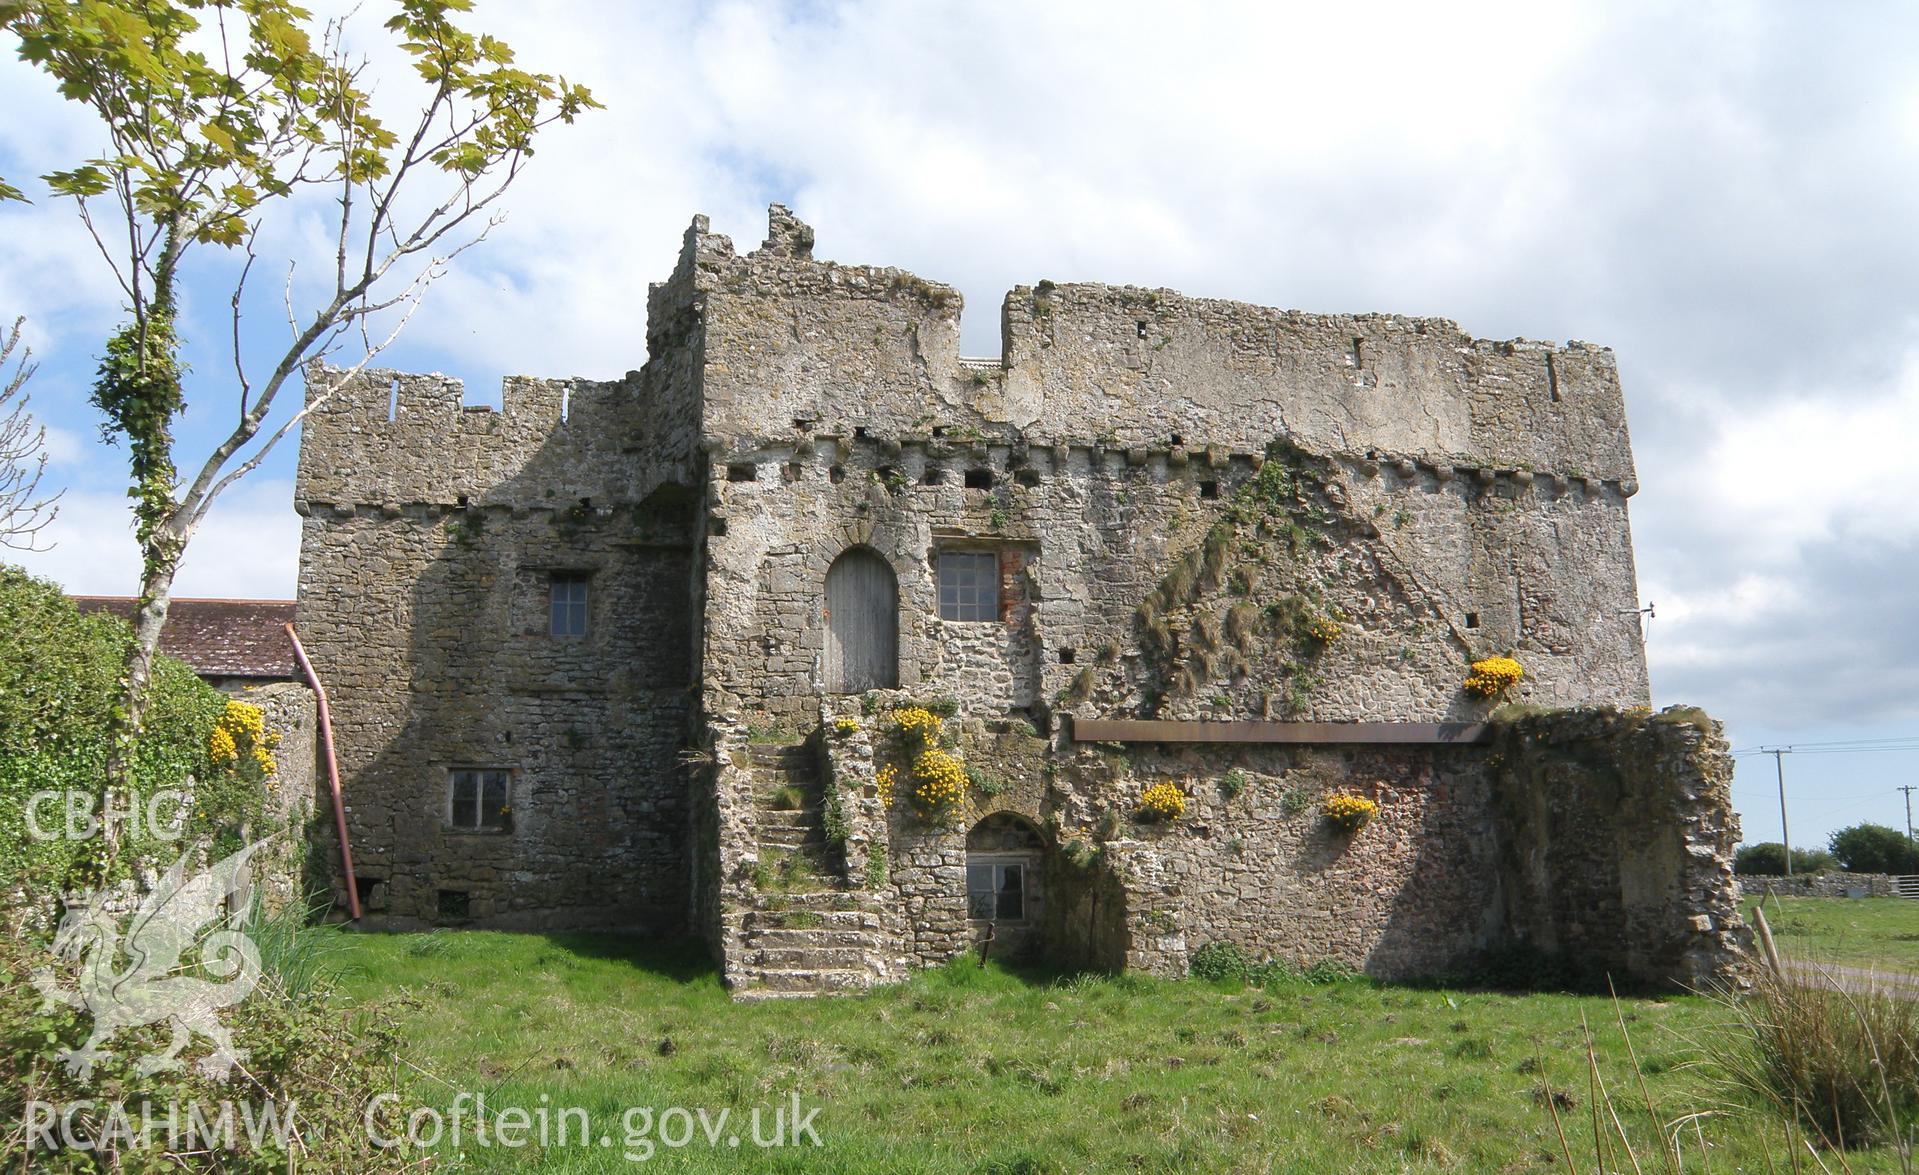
742 927 879 949
752 888 870 911
745 945 874 970
734 907 875 933
759 834 830 857
748 744 816 768
750 967 874 993
755 808 822 828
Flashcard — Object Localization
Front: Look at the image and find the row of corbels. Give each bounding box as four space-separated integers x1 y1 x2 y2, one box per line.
704 431 1637 497
1353 450 1638 497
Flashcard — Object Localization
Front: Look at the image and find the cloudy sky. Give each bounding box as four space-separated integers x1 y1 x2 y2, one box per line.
3 1 1917 853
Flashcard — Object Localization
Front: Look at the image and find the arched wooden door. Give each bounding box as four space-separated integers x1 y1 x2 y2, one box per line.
824 548 898 693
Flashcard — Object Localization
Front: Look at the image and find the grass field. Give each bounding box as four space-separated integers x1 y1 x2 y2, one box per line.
1743 892 1919 972
324 924 1918 1172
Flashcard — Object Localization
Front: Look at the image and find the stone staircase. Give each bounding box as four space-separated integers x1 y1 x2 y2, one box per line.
726 739 896 1000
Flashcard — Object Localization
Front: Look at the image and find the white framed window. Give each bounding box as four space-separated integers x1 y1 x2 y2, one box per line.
448 768 511 831
938 551 998 622
549 573 589 637
966 860 1025 921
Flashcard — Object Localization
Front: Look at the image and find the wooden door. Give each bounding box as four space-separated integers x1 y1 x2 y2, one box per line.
824 548 898 693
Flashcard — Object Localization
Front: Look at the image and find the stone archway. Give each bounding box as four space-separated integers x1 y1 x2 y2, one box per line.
966 811 1048 959
824 547 898 693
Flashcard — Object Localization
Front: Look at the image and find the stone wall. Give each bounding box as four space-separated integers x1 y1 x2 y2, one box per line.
818 698 1744 989
245 681 319 912
295 285 705 929
1492 707 1747 989
1735 873 1900 899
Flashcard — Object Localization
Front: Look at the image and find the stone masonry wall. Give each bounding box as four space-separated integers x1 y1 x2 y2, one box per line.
1493 706 1748 989
1734 873 1900 899
295 324 704 929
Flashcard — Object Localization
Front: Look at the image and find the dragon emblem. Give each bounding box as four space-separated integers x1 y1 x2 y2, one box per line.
32 841 267 1081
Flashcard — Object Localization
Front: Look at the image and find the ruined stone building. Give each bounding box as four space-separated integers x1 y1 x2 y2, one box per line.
293 206 1745 997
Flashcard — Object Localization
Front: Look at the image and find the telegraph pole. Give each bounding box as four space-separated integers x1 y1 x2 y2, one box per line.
1764 747 1794 877
1901 784 1917 846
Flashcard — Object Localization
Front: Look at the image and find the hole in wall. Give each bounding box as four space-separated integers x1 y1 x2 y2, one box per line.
1465 612 1480 629
1136 321 1148 339
710 516 728 536
726 463 758 483
1014 468 1041 488
1199 480 1219 499
922 467 946 485
853 426 868 440
1170 434 1184 447
560 386 571 423
353 875 384 911
964 469 994 490
436 890 470 921
782 463 801 483
792 418 811 432
1059 648 1076 664
931 425 946 438
456 494 470 508
829 466 846 484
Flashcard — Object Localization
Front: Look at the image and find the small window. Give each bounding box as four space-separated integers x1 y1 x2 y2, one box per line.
1465 612 1480 629
448 768 511 831
550 573 588 637
938 551 999 622
963 469 994 490
967 862 1024 920
437 889 470 920
1198 480 1219 499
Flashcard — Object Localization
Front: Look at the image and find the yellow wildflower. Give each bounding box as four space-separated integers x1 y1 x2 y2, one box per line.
1463 655 1524 699
1137 781 1187 822
1322 791 1379 833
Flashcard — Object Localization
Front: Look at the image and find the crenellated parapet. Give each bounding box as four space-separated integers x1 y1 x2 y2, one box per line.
294 362 700 511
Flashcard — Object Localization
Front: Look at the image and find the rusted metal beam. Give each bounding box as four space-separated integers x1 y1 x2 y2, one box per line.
1068 719 1492 746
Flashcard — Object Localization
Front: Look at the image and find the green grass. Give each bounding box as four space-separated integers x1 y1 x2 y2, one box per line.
1743 894 1919 971
325 930 1916 1172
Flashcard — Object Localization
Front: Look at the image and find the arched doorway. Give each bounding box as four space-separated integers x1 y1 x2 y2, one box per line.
966 812 1047 958
824 547 898 693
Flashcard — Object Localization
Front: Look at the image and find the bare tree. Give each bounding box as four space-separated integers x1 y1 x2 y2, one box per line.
0 317 61 551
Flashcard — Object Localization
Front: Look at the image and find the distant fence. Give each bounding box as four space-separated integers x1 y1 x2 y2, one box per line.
1733 873 1910 900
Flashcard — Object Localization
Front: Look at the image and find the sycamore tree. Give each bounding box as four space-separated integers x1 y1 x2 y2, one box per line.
0 0 596 861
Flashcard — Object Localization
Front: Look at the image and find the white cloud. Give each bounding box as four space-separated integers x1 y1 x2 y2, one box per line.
9 478 298 600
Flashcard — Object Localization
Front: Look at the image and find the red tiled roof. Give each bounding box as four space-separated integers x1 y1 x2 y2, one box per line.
71 596 298 680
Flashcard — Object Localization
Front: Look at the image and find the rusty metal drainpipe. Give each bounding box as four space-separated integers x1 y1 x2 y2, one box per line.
285 623 361 920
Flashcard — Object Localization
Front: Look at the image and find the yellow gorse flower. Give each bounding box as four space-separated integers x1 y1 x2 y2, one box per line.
207 699 276 776
890 706 942 748
1137 781 1186 822
833 716 861 737
1322 791 1379 833
875 762 899 807
1463 655 1524 699
911 747 966 813
1308 616 1342 643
